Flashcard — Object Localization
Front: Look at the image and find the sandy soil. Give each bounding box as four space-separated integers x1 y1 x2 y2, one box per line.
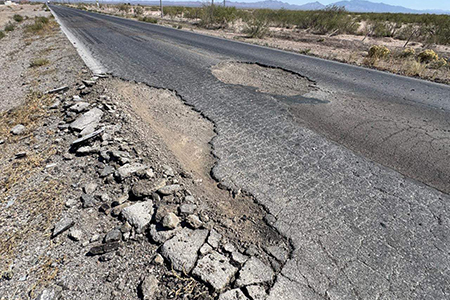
212 61 315 97
0 4 49 28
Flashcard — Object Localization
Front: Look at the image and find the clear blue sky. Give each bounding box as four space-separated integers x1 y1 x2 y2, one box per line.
292 0 450 11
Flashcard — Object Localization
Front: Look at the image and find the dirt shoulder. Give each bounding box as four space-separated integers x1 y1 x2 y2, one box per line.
1 5 288 300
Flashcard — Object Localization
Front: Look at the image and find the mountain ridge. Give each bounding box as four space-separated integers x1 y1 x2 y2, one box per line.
125 0 450 14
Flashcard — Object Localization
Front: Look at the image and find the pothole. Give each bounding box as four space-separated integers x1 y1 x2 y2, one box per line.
211 61 318 98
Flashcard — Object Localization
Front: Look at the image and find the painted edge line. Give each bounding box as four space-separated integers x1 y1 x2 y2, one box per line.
48 5 107 76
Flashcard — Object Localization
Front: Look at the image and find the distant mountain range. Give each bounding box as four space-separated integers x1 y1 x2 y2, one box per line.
98 0 450 14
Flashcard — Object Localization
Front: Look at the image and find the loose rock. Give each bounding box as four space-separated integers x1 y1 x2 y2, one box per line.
162 212 180 230
161 228 208 272
179 203 197 215
88 241 120 256
186 215 202 229
139 275 159 300
71 127 104 147
117 163 148 180
104 229 122 243
10 124 25 135
70 108 103 132
68 228 83 241
157 184 182 196
52 217 75 238
131 179 166 198
192 251 238 291
81 193 95 208
69 102 90 113
83 183 98 194
121 201 153 233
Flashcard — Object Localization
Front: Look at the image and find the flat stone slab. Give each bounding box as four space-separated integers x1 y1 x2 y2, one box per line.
219 289 249 300
46 86 69 94
121 201 153 233
236 257 275 287
70 108 103 131
161 228 208 272
69 102 90 113
117 163 148 180
52 217 75 238
157 184 182 195
193 251 237 291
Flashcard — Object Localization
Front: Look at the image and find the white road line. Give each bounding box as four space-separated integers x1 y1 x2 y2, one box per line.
49 5 107 75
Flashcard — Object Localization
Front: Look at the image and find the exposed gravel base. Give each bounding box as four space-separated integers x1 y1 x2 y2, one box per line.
0 9 289 300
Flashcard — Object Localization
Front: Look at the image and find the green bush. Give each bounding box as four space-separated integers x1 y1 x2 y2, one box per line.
4 23 14 32
0 30 5 39
13 14 24 22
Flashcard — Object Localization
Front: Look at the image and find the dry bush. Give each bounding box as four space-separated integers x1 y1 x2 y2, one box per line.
418 49 438 63
402 59 425 76
400 47 415 58
243 16 269 38
429 57 448 69
30 58 50 68
368 45 390 59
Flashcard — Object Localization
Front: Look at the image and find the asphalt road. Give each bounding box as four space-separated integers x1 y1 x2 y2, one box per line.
51 5 450 300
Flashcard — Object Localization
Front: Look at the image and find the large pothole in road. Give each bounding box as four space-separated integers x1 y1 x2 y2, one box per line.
211 61 317 97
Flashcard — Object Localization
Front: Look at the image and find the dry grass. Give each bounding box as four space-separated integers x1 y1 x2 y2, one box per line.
402 59 426 76
0 91 52 140
25 16 57 35
30 58 50 68
0 91 64 279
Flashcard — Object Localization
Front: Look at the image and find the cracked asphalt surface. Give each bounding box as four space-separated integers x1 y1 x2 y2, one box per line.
51 5 450 299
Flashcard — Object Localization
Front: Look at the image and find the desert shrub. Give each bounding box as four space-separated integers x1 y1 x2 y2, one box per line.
400 47 415 58
418 49 438 63
117 3 130 13
25 16 50 33
243 15 268 38
429 57 447 69
163 6 185 19
134 6 143 15
402 60 425 76
29 58 50 68
199 5 238 28
13 14 24 22
138 16 157 23
0 31 5 39
4 23 14 32
368 45 390 59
